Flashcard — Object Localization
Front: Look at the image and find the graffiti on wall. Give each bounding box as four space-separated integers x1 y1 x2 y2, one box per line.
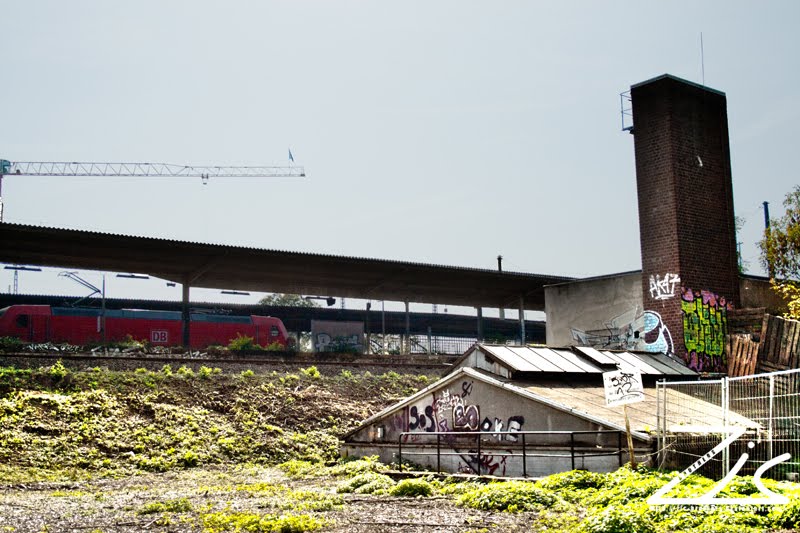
681 288 732 372
571 308 674 356
641 310 674 356
406 380 526 475
458 452 510 476
649 273 681 300
570 307 639 351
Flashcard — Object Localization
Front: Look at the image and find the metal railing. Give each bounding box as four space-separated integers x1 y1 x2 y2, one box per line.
398 430 624 477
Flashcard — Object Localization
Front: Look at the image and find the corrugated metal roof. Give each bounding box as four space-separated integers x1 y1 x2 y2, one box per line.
462 344 695 377
574 346 618 366
0 223 573 309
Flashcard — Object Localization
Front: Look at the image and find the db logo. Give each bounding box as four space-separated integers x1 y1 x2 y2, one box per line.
150 330 169 344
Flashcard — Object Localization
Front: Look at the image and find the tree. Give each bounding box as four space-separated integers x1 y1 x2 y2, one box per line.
759 185 800 319
258 293 318 307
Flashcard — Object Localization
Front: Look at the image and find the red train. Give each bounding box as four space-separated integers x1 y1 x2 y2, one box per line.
0 305 290 349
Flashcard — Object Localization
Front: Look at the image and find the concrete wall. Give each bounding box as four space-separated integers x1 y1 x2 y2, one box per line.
341 442 648 478
740 277 789 315
545 272 645 350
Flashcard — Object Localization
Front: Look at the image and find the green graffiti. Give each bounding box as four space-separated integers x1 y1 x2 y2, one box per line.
681 289 730 372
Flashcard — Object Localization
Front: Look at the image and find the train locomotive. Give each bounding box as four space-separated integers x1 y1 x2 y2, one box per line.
0 305 290 349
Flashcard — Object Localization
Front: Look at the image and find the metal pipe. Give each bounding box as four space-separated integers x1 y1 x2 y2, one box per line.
404 301 410 354
437 434 441 473
182 276 191 348
570 432 575 470
522 433 527 478
477 432 481 476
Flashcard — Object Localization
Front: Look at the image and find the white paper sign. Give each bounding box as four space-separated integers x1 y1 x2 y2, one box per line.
603 369 645 407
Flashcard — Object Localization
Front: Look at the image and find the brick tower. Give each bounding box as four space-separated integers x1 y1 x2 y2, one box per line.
631 74 739 372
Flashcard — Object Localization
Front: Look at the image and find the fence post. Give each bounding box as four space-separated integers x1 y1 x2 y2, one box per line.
656 380 663 468
618 431 623 467
769 375 775 462
437 433 441 473
722 377 729 477
477 432 482 476
522 433 527 478
570 432 575 470
398 434 403 470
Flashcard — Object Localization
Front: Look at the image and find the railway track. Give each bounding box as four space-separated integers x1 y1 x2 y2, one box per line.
0 351 457 373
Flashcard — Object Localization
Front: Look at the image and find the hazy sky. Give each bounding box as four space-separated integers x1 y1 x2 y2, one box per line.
1 1 798 312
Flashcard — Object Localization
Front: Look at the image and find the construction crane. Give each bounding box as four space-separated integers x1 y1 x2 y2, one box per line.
0 159 306 222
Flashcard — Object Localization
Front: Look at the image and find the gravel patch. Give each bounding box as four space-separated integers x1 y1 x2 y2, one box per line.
0 466 535 532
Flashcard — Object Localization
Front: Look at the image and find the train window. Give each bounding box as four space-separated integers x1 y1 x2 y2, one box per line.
270 326 279 337
16 314 29 328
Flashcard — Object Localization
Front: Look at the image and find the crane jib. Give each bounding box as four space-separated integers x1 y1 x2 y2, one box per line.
0 161 304 178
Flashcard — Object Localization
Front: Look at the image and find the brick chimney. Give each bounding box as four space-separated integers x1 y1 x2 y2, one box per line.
631 74 739 372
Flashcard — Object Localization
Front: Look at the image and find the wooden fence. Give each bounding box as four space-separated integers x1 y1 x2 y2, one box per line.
725 310 800 377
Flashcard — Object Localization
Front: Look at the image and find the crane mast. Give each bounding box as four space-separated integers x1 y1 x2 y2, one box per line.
0 159 305 222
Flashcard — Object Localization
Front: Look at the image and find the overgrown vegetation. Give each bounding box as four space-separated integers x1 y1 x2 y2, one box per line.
4 364 800 532
0 362 430 480
759 184 800 319
275 457 800 532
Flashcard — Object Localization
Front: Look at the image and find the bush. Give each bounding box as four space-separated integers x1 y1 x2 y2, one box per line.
0 336 24 353
336 472 395 494
770 497 800 529
228 334 262 352
300 366 321 379
389 478 434 497
457 481 558 512
328 455 389 477
538 469 608 491
201 511 328 532
582 504 656 533
48 360 69 381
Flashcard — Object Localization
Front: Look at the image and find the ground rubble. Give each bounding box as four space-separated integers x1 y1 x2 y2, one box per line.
0 465 535 532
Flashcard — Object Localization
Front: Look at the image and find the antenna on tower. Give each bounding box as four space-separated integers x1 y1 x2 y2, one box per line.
700 32 706 86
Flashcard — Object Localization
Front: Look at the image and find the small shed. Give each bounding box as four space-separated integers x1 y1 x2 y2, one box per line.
342 343 701 477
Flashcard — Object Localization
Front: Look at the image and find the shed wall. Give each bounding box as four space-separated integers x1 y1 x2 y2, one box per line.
545 272 644 350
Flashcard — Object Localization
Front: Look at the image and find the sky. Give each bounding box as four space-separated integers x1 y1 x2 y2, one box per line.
1 1 798 315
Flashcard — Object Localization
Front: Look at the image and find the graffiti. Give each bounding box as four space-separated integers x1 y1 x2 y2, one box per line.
453 401 480 431
681 288 732 372
642 310 674 355
479 415 525 442
459 452 509 476
314 333 362 352
571 307 674 356
408 405 436 432
570 307 639 351
649 273 681 300
603 369 644 407
407 383 524 440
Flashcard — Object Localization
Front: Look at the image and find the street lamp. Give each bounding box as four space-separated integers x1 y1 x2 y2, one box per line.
116 273 150 279
4 265 41 294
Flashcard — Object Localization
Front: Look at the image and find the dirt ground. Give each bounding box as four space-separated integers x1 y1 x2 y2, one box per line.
0 465 535 533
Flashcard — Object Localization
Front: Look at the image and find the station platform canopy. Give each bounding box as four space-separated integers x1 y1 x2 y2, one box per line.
0 223 573 310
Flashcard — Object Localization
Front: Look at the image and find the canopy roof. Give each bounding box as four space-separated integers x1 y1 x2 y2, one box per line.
0 223 573 310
